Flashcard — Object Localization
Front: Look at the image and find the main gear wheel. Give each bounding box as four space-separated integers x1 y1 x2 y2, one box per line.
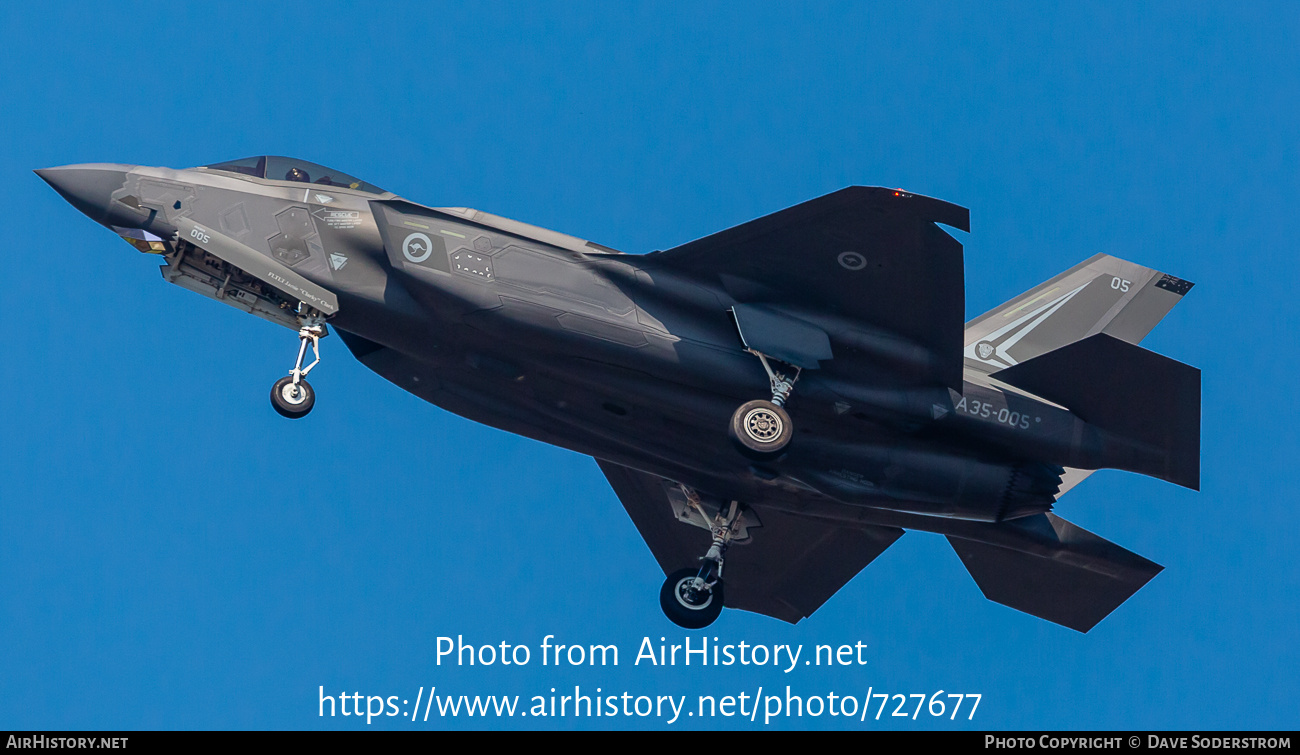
659 567 725 629
729 399 793 458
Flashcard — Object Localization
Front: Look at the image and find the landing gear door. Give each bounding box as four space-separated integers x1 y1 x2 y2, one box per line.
731 304 832 369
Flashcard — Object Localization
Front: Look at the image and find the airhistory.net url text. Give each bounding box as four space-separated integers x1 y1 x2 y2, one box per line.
318 686 981 725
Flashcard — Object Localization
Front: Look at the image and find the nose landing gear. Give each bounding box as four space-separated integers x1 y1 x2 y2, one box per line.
270 313 326 419
660 499 747 629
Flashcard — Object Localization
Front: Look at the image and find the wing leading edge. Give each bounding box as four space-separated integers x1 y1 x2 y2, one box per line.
648 187 969 388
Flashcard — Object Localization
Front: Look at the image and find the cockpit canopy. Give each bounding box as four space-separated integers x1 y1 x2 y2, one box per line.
202 156 386 194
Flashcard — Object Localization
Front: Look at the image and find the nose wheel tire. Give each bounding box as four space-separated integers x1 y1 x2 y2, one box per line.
659 567 725 629
271 376 315 419
729 399 793 458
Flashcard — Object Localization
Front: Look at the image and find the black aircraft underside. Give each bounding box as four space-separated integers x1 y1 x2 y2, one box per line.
37 159 1200 633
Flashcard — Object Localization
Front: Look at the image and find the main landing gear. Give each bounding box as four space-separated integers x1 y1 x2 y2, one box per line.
270 313 326 419
729 351 799 458
660 498 748 629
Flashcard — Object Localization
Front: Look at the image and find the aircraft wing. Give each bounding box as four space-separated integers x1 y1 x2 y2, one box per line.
597 459 903 623
648 187 969 388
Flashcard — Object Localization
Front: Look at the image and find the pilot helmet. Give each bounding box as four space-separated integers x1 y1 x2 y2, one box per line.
285 166 310 182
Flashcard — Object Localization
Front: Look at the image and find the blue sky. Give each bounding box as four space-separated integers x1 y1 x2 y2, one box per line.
1 2 1297 730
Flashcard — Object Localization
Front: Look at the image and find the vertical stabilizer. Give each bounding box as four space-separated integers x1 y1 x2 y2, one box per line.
992 334 1201 490
964 253 1193 373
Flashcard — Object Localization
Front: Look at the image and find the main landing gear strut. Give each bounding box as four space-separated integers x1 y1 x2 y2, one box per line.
269 311 327 419
729 350 800 458
660 497 748 629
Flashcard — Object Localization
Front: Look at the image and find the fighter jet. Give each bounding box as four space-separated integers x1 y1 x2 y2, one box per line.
37 158 1200 632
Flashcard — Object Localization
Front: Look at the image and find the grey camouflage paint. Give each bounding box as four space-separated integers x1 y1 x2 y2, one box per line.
37 160 1200 632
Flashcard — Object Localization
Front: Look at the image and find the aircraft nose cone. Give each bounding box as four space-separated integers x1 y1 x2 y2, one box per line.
36 163 137 226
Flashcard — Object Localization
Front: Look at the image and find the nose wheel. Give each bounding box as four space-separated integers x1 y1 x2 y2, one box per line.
271 376 316 418
271 314 326 419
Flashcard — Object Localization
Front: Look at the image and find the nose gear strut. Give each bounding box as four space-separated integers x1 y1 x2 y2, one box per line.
269 310 327 419
729 350 800 458
659 497 747 629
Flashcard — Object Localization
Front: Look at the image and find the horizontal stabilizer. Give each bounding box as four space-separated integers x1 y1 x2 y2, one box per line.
948 513 1163 632
993 333 1200 490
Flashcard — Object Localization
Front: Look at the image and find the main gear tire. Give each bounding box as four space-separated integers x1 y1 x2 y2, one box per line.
729 399 792 459
659 567 725 629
